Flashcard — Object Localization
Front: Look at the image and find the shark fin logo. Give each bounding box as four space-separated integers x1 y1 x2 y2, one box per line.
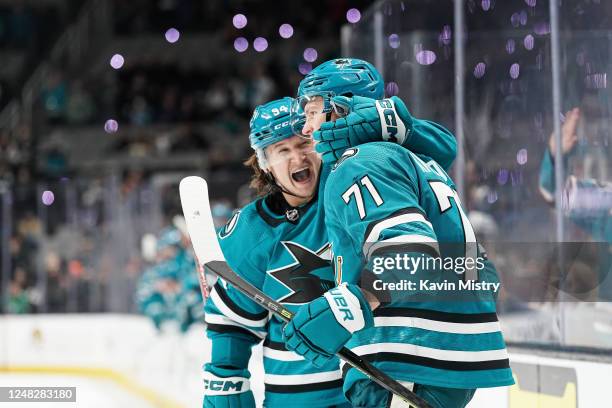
269 242 334 304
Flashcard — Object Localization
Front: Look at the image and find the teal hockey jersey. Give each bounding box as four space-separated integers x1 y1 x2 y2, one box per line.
323 142 515 392
206 164 348 408
204 118 458 407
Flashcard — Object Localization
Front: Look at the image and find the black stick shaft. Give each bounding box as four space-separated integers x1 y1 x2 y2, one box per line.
205 260 431 408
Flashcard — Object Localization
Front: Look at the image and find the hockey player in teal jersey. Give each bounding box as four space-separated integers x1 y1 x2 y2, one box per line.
203 58 459 407
283 71 515 408
136 226 198 331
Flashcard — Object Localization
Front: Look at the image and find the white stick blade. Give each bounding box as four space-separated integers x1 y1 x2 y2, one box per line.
179 176 225 265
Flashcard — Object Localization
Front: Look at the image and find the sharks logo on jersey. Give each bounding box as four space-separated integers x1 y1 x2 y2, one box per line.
332 148 359 171
219 211 241 239
269 242 335 304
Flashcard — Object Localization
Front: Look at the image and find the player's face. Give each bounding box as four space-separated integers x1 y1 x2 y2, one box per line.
266 135 321 206
301 96 328 136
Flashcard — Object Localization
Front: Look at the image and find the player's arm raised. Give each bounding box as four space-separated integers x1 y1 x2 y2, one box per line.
314 95 457 170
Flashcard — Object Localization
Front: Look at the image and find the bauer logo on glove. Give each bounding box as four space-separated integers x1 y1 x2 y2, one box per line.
282 283 374 367
324 285 366 332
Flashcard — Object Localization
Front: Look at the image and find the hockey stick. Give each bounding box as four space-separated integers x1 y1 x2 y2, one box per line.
179 176 431 408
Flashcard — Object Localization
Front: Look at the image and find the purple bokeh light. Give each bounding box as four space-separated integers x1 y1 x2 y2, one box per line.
386 82 399 96
525 0 536 7
497 169 509 185
253 37 268 52
534 22 551 35
517 149 528 165
165 28 180 43
519 10 528 26
388 34 400 49
487 190 498 204
232 14 247 29
481 0 491 11
415 50 436 65
524 34 534 50
474 62 486 78
511 13 520 27
42 190 55 206
110 54 124 69
510 63 520 79
440 25 451 45
303 48 318 63
298 62 312 75
279 24 294 39
234 37 248 52
346 8 361 23
505 39 515 54
104 119 118 133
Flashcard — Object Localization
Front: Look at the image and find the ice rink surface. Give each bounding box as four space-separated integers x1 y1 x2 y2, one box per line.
0 374 154 408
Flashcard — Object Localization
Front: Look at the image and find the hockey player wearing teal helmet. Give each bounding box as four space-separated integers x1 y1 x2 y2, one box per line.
292 57 458 166
203 63 459 408
292 58 384 136
298 58 384 99
203 97 351 408
247 97 321 207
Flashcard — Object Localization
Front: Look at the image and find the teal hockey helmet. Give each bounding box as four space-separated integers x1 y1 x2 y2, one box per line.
249 97 307 168
297 58 384 99
249 97 294 151
291 58 384 133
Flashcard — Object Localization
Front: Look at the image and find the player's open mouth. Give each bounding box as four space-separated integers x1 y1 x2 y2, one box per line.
291 167 312 183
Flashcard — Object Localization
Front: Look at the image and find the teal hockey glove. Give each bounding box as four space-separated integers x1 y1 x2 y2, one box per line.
282 283 374 368
346 379 393 408
314 95 414 163
203 364 255 408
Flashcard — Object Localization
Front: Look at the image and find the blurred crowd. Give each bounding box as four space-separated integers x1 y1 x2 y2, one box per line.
0 0 354 320
0 0 81 109
0 0 610 349
112 0 362 38
38 60 296 126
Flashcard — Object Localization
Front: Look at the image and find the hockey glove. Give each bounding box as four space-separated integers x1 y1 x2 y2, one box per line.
313 95 414 163
282 283 374 368
203 364 255 408
346 379 422 408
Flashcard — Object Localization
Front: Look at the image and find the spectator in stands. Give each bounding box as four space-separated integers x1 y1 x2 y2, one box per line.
7 267 31 313
41 69 68 125
66 80 95 124
539 96 612 299
45 251 67 312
